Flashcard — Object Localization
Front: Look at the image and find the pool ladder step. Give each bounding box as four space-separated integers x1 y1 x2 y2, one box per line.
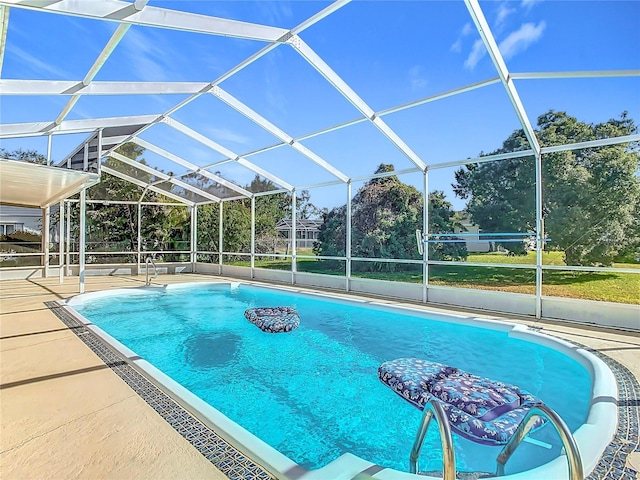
145 255 158 286
418 472 495 479
411 400 583 479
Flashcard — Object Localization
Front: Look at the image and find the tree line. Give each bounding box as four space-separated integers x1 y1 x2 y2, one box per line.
3 109 638 267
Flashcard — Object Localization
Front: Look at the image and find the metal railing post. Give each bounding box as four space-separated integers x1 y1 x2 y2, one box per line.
346 181 352 292
191 204 197 271
137 202 142 273
66 201 71 276
59 200 64 284
423 169 429 303
218 201 223 273
79 188 86 293
496 404 583 479
42 206 50 278
291 189 297 285
535 152 543 319
250 197 255 279
410 399 456 480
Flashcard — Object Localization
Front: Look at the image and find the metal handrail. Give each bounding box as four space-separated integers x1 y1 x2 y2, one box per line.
496 404 583 479
145 256 158 286
409 399 456 480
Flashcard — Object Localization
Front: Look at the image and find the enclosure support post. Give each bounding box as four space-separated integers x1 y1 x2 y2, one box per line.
97 129 103 174
79 188 86 293
250 197 255 279
535 152 543 319
423 169 429 303
191 204 197 272
137 203 142 273
46 134 52 166
83 142 89 171
42 207 50 278
59 200 64 284
346 181 352 292
291 189 297 285
66 201 71 276
0 6 10 77
218 201 223 274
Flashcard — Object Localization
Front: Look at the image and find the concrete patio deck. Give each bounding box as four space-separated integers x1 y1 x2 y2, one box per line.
1 274 638 479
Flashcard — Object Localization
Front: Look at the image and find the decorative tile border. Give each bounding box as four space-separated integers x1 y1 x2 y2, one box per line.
45 301 274 480
581 347 639 480
46 300 638 479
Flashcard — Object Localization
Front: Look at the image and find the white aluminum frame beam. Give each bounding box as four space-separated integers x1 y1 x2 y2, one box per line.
101 165 193 206
0 80 211 96
132 124 252 197
379 78 501 116
2 69 635 96
109 151 221 203
289 36 428 171
162 118 294 192
75 0 349 189
540 134 640 154
212 86 349 183
131 137 252 198
0 0 289 42
464 0 540 156
0 5 8 76
512 70 640 80
0 114 158 138
54 20 138 125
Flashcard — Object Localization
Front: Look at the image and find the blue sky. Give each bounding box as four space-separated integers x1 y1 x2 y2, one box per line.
1 0 639 211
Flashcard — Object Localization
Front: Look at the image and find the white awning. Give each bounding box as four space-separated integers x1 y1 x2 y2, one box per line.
0 159 100 208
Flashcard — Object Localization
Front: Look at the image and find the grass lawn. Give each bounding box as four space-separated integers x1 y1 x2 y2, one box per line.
230 251 640 304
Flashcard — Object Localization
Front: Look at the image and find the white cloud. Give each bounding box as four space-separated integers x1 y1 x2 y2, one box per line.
451 22 473 53
205 127 251 146
408 66 428 89
521 0 541 10
496 3 516 27
121 29 183 82
6 44 69 78
256 1 293 26
498 21 546 60
263 50 287 117
464 39 487 70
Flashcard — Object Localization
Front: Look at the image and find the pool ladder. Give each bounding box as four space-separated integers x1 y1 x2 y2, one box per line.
410 400 583 479
145 255 158 286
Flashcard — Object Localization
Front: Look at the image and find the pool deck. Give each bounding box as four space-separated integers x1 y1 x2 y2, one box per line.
1 274 639 479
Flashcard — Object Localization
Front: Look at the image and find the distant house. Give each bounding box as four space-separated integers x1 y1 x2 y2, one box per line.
456 214 490 253
0 206 41 236
0 205 62 243
276 218 322 249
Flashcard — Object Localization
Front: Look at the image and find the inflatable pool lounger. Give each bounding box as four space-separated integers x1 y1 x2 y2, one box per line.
244 306 300 333
378 358 546 446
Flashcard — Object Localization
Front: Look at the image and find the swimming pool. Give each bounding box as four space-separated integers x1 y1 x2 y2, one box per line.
66 281 617 479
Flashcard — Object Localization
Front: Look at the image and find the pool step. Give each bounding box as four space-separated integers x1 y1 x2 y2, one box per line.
419 471 495 479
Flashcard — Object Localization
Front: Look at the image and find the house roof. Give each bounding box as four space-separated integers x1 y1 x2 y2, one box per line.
276 218 322 230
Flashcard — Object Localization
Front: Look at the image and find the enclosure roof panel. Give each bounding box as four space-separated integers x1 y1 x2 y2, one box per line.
0 159 99 208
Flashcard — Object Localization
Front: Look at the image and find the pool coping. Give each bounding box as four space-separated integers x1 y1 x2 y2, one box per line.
47 281 638 480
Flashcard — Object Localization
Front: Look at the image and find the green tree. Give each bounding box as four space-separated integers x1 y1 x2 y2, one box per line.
454 110 640 265
197 203 220 255
0 148 47 164
77 143 192 257
199 175 318 257
316 164 466 271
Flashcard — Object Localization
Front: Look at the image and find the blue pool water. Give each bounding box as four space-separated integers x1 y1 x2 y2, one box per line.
73 283 591 475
